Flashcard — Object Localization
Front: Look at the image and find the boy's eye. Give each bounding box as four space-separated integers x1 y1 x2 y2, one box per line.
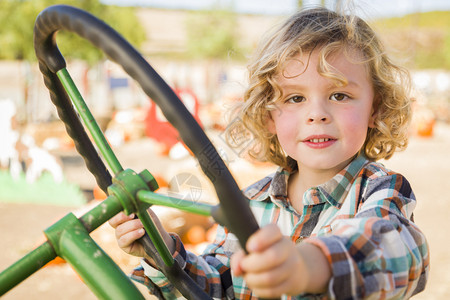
285 95 305 103
330 93 348 101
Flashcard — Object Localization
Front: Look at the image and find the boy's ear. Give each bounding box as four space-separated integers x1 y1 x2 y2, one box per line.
368 108 377 128
266 112 277 134
368 96 379 128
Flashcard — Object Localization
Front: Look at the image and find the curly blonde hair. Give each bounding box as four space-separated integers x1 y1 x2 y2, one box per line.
226 7 412 168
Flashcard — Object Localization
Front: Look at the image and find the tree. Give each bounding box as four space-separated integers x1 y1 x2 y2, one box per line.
185 8 242 61
0 0 146 64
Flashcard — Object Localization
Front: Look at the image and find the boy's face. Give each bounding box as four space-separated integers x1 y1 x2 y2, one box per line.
267 48 376 176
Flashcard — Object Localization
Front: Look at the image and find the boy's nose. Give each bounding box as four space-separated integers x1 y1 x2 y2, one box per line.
308 115 328 123
306 101 330 124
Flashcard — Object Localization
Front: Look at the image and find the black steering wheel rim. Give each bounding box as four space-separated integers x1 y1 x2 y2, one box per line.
34 4 259 299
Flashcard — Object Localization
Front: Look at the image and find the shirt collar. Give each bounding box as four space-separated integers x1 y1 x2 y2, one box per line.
310 154 368 207
257 154 369 209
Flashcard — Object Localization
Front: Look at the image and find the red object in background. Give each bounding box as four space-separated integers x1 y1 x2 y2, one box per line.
145 87 202 150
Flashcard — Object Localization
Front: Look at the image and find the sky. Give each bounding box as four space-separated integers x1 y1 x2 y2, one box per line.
101 0 450 19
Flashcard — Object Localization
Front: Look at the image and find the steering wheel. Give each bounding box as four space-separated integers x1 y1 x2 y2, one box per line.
33 4 259 299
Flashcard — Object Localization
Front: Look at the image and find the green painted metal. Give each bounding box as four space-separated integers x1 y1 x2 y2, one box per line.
108 169 174 266
138 169 159 191
79 194 123 233
136 208 174 266
53 213 144 299
44 212 81 255
0 177 169 296
0 242 56 296
0 196 123 296
56 68 123 175
137 190 214 216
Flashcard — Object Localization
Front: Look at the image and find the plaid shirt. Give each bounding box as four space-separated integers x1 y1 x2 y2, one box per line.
131 154 429 299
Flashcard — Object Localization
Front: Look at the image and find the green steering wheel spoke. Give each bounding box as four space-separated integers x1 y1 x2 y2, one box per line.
57 68 123 175
137 190 214 216
137 208 174 266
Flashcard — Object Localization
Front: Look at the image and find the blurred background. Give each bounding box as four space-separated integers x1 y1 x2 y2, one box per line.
0 0 448 299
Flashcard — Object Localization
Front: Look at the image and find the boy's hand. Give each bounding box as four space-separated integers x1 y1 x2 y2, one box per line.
230 224 331 298
108 209 175 263
109 212 147 257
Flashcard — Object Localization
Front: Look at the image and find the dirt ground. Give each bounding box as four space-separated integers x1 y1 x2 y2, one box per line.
1 123 449 299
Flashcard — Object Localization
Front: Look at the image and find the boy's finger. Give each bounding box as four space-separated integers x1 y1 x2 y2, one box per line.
246 224 283 252
108 211 135 228
115 218 144 239
243 253 292 288
230 250 246 277
117 228 146 249
240 238 290 273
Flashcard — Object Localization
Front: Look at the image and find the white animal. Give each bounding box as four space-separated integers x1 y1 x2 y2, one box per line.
20 134 64 184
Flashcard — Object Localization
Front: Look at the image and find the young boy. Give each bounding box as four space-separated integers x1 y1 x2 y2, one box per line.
110 7 429 299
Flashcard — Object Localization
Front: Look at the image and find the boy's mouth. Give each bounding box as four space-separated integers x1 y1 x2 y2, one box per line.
303 135 336 142
302 135 337 148
308 138 332 143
